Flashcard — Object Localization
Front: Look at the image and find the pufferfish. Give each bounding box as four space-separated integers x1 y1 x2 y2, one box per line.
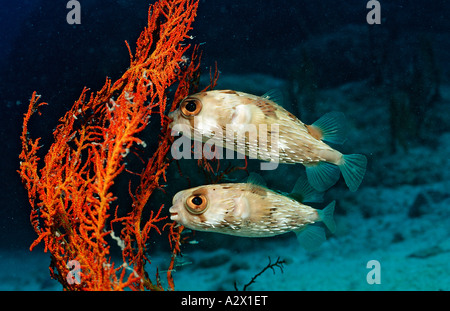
169 174 336 250
169 89 367 192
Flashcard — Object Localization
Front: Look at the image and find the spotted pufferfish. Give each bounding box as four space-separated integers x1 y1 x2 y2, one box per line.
169 174 336 250
169 89 367 192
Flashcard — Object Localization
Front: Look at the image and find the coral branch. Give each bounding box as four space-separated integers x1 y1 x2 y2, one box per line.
234 257 286 291
18 0 200 291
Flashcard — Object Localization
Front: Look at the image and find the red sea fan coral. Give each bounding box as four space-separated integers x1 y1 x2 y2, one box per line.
18 0 200 291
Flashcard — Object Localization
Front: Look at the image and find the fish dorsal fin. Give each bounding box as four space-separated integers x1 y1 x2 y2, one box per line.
261 89 284 107
246 172 267 188
309 111 348 145
244 173 270 197
290 173 324 203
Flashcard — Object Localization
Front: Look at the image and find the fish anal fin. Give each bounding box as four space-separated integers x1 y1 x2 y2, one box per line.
295 225 326 251
305 162 340 192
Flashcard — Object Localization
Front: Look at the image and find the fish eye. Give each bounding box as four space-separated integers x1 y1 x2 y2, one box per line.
180 98 202 118
185 194 208 214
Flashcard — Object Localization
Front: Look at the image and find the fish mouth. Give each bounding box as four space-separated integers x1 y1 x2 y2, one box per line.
170 127 180 136
169 213 179 222
169 206 179 221
169 121 182 136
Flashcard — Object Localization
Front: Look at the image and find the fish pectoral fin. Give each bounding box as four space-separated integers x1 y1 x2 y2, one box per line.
309 111 348 145
231 104 253 125
233 196 251 219
295 225 326 251
305 162 340 192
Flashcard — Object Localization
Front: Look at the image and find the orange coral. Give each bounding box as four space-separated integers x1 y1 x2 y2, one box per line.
18 0 200 291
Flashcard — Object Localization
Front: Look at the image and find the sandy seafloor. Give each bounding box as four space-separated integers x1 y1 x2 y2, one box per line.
1 74 449 291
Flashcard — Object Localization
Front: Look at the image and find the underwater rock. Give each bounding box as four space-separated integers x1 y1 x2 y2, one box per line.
408 193 429 218
408 245 446 259
197 251 231 269
391 232 405 243
229 262 250 273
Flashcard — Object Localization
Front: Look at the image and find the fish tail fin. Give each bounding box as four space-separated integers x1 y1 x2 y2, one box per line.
309 111 348 145
305 162 340 192
338 154 367 192
317 201 336 233
295 201 336 251
295 226 326 251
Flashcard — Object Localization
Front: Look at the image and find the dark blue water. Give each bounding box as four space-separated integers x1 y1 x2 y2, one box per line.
0 0 449 291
